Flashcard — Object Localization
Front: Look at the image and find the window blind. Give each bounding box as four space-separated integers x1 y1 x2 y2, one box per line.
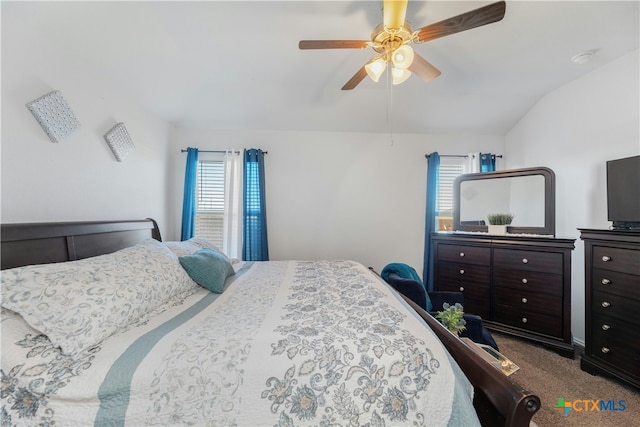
438 163 464 215
436 162 464 231
195 160 225 248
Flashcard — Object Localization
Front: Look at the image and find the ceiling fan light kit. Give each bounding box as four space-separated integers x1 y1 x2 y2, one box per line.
365 57 387 82
392 67 411 85
299 0 506 90
391 44 414 69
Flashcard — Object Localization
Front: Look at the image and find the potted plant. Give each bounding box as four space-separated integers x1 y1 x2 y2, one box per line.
436 303 467 335
487 213 514 235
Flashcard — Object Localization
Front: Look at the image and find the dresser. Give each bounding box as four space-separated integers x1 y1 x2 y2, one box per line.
579 229 640 389
432 233 575 357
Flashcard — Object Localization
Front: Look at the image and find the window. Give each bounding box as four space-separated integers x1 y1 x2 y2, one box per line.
436 160 464 231
194 159 225 248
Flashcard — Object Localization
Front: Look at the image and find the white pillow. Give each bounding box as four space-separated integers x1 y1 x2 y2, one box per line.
164 237 229 260
0 239 197 356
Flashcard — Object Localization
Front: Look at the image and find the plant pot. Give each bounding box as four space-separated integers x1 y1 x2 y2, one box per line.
488 224 507 235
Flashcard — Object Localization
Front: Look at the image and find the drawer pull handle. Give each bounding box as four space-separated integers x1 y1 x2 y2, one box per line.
459 269 465 275
459 286 465 292
522 258 529 264
521 278 528 284
601 324 611 331
521 318 528 323
601 347 610 354
601 301 611 308
601 256 611 262
522 298 528 303
601 278 611 285
459 252 465 257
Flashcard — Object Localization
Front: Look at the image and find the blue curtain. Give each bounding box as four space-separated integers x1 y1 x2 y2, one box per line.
180 148 199 241
423 152 440 291
479 153 496 172
243 149 269 261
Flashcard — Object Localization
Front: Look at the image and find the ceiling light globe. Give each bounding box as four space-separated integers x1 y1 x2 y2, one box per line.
392 45 414 70
365 57 387 82
392 66 411 85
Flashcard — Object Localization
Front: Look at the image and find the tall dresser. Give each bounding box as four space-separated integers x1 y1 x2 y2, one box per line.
432 233 575 357
579 229 640 389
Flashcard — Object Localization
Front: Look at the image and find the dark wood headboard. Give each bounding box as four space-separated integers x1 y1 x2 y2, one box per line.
1 219 161 270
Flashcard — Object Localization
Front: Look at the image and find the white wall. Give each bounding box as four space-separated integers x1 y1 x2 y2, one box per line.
0 3 506 281
169 129 504 274
7 3 634 347
1 11 173 232
505 49 640 344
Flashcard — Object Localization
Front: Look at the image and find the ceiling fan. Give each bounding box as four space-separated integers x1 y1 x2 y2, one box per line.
299 0 506 90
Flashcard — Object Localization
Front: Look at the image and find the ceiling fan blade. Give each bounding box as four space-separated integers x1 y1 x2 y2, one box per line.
408 54 441 83
383 0 409 30
342 66 368 90
414 1 506 43
299 40 370 50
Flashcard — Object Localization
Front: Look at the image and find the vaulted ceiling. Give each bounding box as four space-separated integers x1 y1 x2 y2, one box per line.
4 1 639 134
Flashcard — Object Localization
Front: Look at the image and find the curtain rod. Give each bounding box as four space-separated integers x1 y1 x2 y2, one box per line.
181 149 268 154
425 154 502 159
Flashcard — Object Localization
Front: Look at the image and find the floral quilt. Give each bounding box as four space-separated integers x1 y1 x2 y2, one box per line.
1 260 479 426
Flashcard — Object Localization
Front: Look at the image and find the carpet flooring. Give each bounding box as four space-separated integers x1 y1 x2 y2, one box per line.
491 332 639 427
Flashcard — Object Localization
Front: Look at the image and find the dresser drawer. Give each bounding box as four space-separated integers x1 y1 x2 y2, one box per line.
493 287 562 315
437 266 490 298
592 289 640 326
437 244 490 265
437 261 490 287
493 306 562 337
493 268 562 296
591 312 640 352
458 296 490 319
589 332 640 379
593 245 640 275
435 270 490 318
494 248 563 273
592 268 640 300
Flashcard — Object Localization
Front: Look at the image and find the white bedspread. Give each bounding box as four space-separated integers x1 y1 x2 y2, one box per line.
1 260 480 426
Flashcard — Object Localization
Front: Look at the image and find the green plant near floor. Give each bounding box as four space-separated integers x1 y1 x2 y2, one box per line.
487 213 514 225
436 302 467 335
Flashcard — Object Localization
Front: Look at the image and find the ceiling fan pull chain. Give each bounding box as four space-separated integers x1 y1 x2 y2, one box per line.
387 66 394 146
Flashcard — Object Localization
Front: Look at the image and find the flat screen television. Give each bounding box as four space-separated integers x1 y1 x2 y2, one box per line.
606 155 640 230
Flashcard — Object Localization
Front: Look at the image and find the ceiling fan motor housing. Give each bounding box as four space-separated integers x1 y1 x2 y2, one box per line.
371 22 414 57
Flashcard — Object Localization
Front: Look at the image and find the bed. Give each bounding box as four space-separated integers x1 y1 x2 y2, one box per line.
1 219 540 426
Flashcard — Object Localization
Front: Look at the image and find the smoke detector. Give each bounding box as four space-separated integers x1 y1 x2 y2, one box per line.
571 50 595 65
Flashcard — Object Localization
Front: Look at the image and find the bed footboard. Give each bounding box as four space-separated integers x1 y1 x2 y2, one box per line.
400 295 540 427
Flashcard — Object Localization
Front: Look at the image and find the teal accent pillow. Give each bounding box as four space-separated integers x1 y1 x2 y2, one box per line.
178 248 235 293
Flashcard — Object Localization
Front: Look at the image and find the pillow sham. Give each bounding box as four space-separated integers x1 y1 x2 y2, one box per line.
0 238 197 356
178 248 235 293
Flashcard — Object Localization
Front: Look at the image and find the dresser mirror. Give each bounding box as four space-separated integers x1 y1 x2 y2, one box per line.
453 167 556 235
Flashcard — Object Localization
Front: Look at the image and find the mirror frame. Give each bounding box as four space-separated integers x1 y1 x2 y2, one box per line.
453 166 556 236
